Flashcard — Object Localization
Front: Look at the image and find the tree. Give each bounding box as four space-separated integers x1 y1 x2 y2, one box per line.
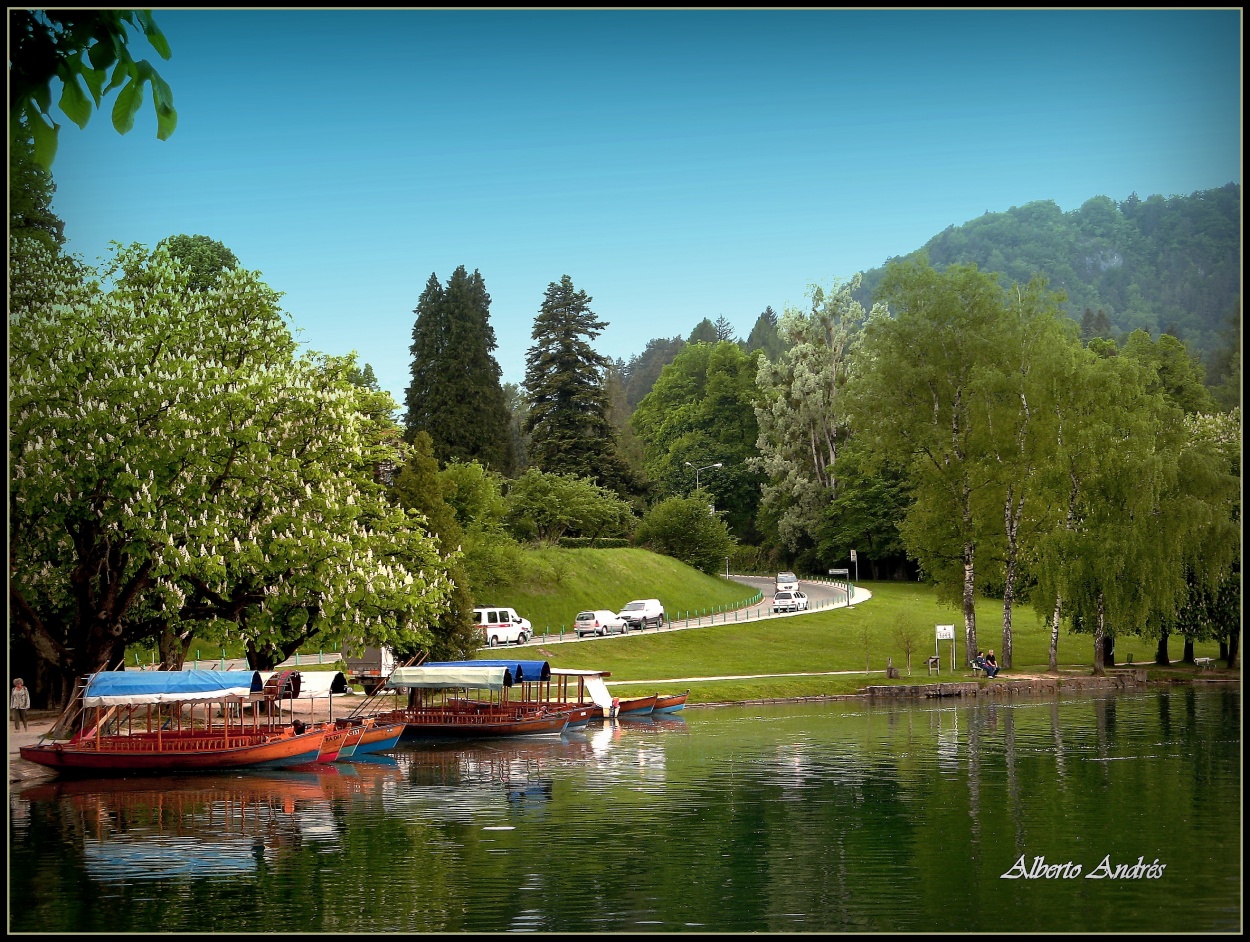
688 319 719 344
8 135 65 253
744 306 785 361
753 275 878 561
157 234 239 292
634 496 736 575
844 259 1009 658
390 433 480 661
9 238 453 703
404 266 515 474
502 469 636 545
9 9 177 168
622 335 686 409
712 314 736 342
524 275 638 496
630 340 764 539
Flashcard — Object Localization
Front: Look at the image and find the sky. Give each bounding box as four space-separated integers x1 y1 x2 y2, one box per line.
45 8 1243 405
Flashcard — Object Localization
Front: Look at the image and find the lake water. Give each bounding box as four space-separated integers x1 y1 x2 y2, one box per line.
8 686 1241 933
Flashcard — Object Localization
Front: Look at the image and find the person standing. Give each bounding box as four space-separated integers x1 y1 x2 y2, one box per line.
11 677 31 731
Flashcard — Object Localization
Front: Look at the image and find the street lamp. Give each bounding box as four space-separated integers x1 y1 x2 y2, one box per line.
684 461 722 493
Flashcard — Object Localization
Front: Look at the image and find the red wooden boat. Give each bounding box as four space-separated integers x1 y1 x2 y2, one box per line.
314 723 351 762
376 704 571 738
615 693 658 716
19 669 327 775
20 725 327 774
652 690 689 714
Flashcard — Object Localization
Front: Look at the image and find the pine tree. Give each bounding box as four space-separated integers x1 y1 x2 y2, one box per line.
403 266 515 474
745 306 785 360
524 275 640 496
713 314 736 342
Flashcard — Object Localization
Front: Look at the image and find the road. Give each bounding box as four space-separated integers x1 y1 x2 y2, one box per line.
187 575 870 670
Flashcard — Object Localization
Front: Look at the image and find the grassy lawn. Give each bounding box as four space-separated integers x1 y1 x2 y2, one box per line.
531 579 1232 704
139 550 1234 703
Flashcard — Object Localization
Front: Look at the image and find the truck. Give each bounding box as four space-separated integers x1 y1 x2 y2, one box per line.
343 645 396 695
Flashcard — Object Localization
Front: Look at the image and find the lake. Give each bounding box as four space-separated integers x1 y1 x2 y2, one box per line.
7 686 1240 933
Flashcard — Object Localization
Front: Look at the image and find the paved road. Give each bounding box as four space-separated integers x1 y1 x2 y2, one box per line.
181 576 870 669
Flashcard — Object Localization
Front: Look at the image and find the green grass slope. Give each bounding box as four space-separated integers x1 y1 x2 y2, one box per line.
491 547 761 633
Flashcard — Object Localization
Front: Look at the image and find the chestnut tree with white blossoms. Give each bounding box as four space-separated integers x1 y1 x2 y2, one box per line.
10 238 455 704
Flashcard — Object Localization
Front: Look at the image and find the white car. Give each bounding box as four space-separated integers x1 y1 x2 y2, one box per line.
574 609 629 638
617 598 665 629
771 590 809 614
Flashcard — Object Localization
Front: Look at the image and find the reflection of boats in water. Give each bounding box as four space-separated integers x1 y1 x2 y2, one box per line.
615 713 689 732
13 766 407 876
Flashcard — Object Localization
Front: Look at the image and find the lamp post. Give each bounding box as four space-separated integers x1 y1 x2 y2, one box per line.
684 461 722 493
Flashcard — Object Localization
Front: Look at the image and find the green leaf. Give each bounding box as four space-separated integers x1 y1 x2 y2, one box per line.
104 61 130 95
111 79 143 135
156 104 178 142
87 37 119 72
81 65 106 106
57 73 94 130
28 105 59 170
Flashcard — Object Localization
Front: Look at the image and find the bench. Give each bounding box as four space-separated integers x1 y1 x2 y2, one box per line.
925 655 941 676
969 660 986 677
1195 657 1216 671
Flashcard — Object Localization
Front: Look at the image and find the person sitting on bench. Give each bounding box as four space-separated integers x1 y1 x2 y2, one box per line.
972 651 987 674
984 650 1000 678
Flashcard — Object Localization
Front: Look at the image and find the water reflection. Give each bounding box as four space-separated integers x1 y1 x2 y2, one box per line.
13 761 403 878
8 690 1241 934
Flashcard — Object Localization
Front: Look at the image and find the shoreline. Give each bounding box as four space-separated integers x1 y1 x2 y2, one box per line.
9 669 1238 787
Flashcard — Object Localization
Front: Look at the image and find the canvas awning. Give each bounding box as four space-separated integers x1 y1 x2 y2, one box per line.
385 664 513 691
258 670 348 700
82 670 263 707
432 660 551 683
548 668 615 710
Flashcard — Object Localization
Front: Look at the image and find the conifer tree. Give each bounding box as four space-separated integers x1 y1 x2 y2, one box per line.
524 275 640 497
403 266 515 474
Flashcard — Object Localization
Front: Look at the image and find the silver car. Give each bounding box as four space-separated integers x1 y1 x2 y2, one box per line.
574 609 629 637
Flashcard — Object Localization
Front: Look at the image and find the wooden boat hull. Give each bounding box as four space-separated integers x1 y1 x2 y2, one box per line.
333 721 367 759
653 691 689 714
380 707 571 738
616 694 658 716
351 720 405 755
19 728 326 774
315 725 351 762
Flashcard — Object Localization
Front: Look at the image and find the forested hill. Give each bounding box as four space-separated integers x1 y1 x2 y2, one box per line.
851 182 1240 363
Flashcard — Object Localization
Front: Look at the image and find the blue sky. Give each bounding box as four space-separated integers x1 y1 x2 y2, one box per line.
47 8 1242 403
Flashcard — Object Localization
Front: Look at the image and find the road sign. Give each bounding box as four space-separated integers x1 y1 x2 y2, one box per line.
850 550 857 562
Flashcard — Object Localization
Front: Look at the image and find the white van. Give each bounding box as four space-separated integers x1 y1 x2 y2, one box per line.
775 571 799 593
473 607 532 647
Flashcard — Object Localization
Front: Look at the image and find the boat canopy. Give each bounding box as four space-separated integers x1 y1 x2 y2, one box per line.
386 664 513 690
548 668 615 710
258 670 348 700
82 670 263 707
432 660 551 683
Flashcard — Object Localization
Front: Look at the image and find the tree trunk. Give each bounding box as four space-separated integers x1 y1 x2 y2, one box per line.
1155 632 1170 666
1047 594 1062 673
1227 626 1239 669
962 538 977 663
1181 637 1195 664
1092 594 1106 675
1100 634 1115 667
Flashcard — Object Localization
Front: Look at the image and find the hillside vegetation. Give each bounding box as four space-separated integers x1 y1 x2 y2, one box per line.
480 547 760 633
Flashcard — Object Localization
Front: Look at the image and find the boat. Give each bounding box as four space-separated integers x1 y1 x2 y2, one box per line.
652 690 689 714
450 662 617 726
350 717 406 755
19 669 327 775
363 663 572 738
615 693 658 716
